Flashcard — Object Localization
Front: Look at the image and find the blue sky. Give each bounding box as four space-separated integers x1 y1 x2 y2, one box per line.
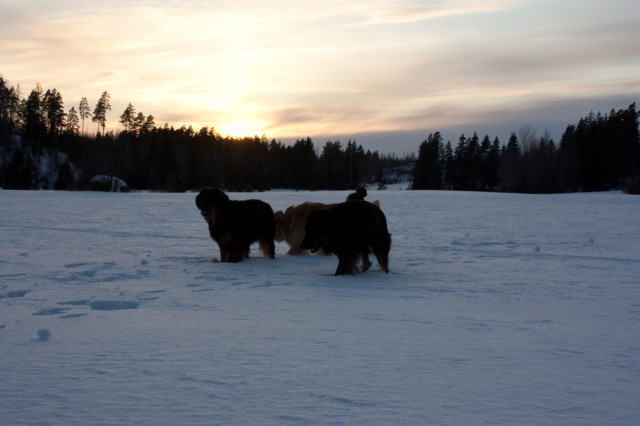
1 0 638 153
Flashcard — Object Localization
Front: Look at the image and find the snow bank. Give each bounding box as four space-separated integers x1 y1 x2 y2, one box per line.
90 175 128 192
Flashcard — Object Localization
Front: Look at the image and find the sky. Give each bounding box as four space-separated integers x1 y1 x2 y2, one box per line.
1 0 639 154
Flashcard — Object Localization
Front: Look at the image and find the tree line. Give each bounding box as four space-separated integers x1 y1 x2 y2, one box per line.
0 77 406 191
412 104 640 193
1 76 638 193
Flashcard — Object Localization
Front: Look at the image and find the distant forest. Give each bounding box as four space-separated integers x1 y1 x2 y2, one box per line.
412 105 640 193
1 76 639 193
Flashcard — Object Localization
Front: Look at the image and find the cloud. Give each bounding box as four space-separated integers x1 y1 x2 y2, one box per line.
363 0 516 24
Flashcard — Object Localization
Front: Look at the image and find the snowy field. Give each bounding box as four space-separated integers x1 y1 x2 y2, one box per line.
1 188 639 425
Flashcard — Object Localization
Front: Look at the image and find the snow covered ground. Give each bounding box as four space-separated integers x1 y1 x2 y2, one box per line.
1 188 638 425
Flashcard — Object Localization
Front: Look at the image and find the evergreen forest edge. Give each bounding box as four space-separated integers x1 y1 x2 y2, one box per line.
1 76 639 194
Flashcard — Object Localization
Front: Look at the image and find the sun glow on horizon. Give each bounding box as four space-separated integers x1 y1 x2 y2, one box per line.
218 120 263 139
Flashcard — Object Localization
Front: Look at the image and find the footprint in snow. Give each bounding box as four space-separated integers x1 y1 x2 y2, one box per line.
33 308 68 316
89 301 140 310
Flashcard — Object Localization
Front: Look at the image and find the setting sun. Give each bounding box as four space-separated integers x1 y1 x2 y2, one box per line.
219 121 259 139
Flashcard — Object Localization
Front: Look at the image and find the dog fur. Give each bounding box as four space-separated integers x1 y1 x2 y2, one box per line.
275 188 380 255
300 200 391 276
274 202 336 254
195 188 275 262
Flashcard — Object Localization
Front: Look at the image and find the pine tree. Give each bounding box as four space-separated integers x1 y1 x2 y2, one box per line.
79 97 91 134
289 137 317 189
43 88 65 137
443 141 454 189
120 103 136 132
21 83 45 152
92 91 111 136
142 115 155 134
66 107 79 134
412 132 442 190
319 141 345 189
479 135 492 190
501 133 522 192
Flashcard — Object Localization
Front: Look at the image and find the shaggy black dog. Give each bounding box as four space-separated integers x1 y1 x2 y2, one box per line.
195 188 275 262
300 201 391 275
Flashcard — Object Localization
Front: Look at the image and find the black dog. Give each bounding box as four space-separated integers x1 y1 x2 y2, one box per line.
195 188 275 262
346 186 367 201
300 201 391 275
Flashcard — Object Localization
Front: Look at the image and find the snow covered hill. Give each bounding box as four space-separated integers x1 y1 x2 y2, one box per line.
1 189 638 424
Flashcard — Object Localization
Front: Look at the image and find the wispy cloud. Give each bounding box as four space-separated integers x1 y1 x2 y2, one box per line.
362 0 517 24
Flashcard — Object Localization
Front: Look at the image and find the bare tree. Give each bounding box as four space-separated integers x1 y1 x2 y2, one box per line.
518 125 538 152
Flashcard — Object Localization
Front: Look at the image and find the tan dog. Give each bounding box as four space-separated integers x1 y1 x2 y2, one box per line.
275 202 336 254
274 197 381 255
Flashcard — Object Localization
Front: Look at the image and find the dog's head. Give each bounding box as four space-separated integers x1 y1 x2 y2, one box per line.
274 210 291 242
195 188 229 221
346 186 367 201
300 210 328 253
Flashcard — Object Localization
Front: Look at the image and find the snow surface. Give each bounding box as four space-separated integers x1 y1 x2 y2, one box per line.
1 188 638 425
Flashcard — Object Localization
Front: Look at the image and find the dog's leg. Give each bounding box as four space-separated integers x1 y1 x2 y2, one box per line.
219 244 230 262
259 239 276 259
335 254 359 276
287 246 303 255
373 246 389 273
216 233 233 262
286 233 304 254
371 231 391 273
228 249 244 262
359 252 372 272
286 237 304 254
